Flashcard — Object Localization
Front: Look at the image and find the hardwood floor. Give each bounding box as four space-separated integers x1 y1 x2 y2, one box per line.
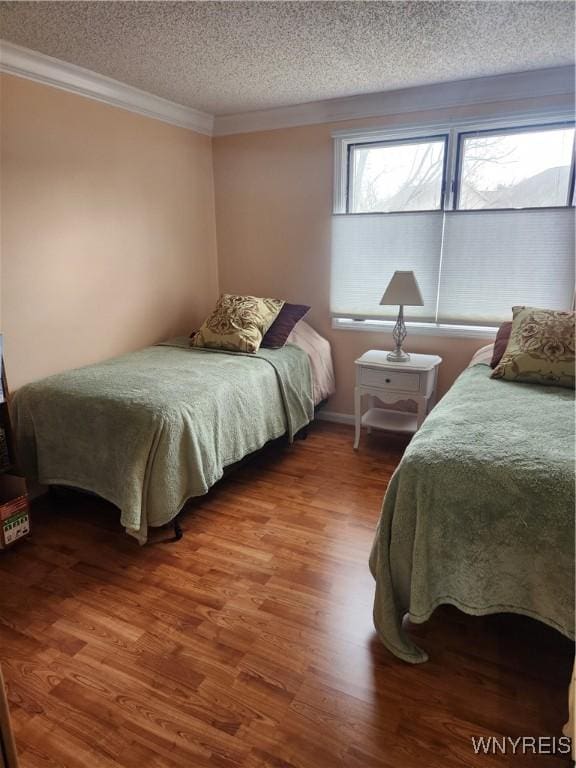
0 422 572 768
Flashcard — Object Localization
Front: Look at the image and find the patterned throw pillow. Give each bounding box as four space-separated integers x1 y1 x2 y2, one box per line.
191 294 284 353
491 306 575 389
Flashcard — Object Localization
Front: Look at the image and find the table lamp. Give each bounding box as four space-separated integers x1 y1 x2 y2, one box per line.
380 271 424 362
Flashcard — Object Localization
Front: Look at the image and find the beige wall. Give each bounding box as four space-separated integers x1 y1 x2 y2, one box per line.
0 74 218 388
213 95 569 414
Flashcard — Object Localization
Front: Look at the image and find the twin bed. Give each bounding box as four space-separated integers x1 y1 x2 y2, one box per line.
11 321 335 544
370 343 575 662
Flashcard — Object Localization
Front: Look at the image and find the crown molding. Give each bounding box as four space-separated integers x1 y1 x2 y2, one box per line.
213 66 575 136
1 40 572 139
0 40 214 135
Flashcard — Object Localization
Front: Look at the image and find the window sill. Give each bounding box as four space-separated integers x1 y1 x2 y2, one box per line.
332 318 498 339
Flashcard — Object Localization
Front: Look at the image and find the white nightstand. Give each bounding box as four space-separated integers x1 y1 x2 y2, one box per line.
354 350 442 449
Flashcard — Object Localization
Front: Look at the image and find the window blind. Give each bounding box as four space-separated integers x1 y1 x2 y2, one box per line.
330 208 575 325
330 212 444 321
437 209 576 324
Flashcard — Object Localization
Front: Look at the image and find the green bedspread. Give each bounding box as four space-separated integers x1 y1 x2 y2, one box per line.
12 337 313 544
369 362 575 663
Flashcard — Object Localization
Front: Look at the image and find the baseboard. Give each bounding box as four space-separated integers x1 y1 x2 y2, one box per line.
316 410 355 425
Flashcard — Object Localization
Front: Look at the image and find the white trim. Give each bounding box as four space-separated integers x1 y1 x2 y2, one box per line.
316 410 355 425
333 136 349 216
0 40 214 135
332 318 498 340
213 66 575 136
330 108 576 141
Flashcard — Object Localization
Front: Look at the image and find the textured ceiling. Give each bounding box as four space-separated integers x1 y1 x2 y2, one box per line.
0 1 574 116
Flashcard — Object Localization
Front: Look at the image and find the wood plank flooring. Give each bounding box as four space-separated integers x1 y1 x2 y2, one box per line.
0 422 572 767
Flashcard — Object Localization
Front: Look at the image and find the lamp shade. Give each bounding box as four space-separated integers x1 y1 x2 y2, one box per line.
380 270 424 307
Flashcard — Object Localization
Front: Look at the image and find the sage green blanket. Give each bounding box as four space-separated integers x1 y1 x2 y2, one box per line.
12 337 313 544
369 362 575 663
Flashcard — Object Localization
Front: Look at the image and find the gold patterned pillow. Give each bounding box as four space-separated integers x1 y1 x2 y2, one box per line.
191 294 284 353
491 306 575 389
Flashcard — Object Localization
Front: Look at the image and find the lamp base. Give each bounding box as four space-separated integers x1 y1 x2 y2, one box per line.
388 305 410 363
387 349 410 363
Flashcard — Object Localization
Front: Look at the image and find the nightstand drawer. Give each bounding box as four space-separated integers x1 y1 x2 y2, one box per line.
359 367 421 392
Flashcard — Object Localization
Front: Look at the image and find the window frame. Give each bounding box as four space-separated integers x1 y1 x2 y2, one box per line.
346 133 449 214
453 120 576 210
333 112 576 215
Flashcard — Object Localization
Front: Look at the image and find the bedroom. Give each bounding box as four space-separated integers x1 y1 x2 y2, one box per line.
0 1 574 766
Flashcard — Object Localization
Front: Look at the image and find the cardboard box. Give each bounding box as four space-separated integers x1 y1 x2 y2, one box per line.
0 475 30 549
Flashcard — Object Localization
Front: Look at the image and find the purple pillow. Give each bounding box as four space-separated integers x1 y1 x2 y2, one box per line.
261 303 310 348
490 321 512 368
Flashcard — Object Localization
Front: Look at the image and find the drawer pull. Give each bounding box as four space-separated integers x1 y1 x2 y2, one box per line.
385 378 391 383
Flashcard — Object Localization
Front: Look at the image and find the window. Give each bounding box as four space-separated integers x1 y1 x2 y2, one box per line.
348 136 447 213
457 124 575 209
332 116 576 329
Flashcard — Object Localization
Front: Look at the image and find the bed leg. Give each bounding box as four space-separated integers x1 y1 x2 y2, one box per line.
296 427 309 441
172 518 183 541
152 517 184 544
